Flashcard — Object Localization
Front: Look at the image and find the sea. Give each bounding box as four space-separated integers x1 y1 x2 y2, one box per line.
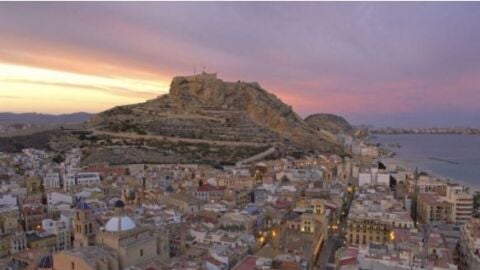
372 134 480 188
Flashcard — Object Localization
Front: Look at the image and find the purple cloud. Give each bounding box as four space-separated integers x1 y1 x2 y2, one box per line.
1 2 479 127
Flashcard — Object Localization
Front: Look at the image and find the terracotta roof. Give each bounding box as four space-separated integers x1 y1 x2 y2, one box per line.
233 255 257 270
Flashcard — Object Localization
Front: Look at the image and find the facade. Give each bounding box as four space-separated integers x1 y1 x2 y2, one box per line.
459 218 480 270
417 193 453 224
0 234 10 258
407 176 448 195
0 209 19 234
73 201 96 248
53 245 119 270
26 231 57 252
220 212 257 234
160 192 202 214
64 172 101 192
0 194 18 207
445 185 473 224
55 200 169 270
26 175 42 195
193 184 226 202
358 172 373 186
347 216 390 246
47 191 73 205
347 187 414 247
10 231 27 255
342 228 457 270
22 204 47 231
42 218 72 251
43 172 61 189
376 173 390 186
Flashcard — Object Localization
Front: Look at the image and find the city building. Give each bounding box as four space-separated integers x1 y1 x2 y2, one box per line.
459 218 480 270
417 193 453 225
73 200 96 248
43 172 61 190
445 185 473 224
55 200 169 270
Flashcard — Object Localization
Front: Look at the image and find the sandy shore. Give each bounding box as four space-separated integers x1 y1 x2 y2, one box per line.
379 155 480 193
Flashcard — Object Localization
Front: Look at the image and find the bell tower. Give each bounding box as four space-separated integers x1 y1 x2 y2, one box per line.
73 199 96 248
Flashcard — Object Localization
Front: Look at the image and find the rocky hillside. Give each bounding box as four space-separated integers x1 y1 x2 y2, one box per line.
86 73 344 164
305 113 354 135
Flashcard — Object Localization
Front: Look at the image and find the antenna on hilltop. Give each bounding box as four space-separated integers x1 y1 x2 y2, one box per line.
193 64 197 76
202 65 206 74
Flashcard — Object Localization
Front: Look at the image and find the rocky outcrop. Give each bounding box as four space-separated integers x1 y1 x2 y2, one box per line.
87 73 344 162
305 113 354 135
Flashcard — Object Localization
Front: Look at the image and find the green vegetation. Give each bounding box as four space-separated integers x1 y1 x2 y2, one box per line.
103 106 133 116
52 153 65 164
107 121 147 135
0 129 61 152
474 193 480 217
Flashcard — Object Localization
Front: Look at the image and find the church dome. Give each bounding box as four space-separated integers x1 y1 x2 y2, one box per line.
104 216 136 232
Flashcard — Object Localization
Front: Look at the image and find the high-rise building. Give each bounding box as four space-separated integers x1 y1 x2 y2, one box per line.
445 185 473 224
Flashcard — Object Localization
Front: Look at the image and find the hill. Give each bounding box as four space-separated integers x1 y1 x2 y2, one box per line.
304 113 354 136
84 73 344 164
2 73 346 165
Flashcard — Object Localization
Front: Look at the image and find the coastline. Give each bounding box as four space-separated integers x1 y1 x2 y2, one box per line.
379 149 480 193
371 134 480 192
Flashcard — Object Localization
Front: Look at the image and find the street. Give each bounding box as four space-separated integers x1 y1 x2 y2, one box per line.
316 186 353 269
316 235 343 270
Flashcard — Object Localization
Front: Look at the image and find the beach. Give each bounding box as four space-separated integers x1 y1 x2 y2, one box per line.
373 134 480 192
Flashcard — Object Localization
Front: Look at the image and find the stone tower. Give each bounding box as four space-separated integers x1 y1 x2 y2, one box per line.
73 199 96 248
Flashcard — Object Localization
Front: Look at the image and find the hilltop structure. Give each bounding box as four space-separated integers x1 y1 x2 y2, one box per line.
85 73 344 165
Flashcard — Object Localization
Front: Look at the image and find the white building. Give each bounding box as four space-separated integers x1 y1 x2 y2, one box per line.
47 191 73 211
64 172 101 191
376 173 390 186
359 172 373 186
10 231 27 255
445 185 473 224
0 194 17 207
43 172 61 189
42 217 72 251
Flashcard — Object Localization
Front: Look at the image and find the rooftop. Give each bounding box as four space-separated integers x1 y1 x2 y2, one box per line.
104 215 136 232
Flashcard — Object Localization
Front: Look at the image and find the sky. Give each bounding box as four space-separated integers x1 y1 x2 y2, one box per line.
0 2 479 127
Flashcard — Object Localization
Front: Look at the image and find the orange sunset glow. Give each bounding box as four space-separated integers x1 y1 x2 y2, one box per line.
0 62 169 114
1 2 480 126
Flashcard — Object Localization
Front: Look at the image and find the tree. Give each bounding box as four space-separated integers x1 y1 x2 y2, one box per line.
281 175 290 184
52 154 65 164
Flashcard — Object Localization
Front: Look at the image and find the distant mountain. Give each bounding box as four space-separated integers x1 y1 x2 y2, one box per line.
0 112 92 124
